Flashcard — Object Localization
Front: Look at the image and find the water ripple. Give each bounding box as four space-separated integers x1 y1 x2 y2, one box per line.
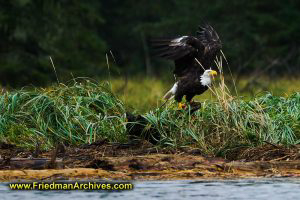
1 179 300 200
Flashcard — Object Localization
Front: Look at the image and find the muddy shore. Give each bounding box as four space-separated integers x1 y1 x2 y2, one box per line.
1 141 300 181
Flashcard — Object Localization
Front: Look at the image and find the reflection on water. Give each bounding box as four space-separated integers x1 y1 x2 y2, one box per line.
1 179 300 200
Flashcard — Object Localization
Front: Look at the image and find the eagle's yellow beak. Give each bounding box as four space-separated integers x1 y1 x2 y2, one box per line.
209 70 218 77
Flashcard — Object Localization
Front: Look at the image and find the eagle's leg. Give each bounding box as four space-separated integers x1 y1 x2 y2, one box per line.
185 96 194 106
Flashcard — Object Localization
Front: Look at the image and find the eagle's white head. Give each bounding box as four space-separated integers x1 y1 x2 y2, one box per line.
200 69 218 86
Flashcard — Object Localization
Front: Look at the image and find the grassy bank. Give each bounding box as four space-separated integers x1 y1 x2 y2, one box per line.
0 78 299 158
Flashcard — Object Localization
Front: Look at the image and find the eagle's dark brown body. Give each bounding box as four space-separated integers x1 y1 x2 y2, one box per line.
175 76 208 102
151 24 222 103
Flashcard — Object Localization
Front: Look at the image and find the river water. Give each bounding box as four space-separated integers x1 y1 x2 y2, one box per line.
1 179 300 200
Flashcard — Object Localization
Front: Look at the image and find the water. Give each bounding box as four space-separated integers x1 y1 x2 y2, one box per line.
1 179 300 200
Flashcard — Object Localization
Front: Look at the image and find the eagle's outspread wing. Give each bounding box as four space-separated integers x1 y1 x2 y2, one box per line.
151 24 222 78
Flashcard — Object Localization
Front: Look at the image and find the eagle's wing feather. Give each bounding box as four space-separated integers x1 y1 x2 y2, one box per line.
196 24 222 55
150 24 222 79
151 36 202 60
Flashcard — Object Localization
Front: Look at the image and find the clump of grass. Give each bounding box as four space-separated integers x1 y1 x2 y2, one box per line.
143 92 300 155
0 80 127 150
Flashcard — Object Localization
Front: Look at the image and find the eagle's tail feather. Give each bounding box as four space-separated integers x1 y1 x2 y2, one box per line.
163 82 178 100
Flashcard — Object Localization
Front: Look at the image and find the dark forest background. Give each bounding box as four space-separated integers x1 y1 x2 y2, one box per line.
0 0 299 87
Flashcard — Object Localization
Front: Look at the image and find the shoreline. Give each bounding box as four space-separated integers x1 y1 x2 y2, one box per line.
1 142 300 181
1 153 300 182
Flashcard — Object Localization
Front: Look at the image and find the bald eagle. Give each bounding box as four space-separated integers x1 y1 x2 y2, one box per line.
151 24 222 108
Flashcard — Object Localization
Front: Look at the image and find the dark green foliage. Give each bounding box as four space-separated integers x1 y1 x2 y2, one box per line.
0 0 300 86
0 0 106 86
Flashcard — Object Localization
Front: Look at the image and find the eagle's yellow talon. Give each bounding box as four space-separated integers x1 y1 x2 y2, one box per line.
178 103 182 109
178 102 186 110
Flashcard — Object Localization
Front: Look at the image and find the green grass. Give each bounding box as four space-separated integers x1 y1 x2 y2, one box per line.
0 75 300 157
1 48 299 158
144 92 300 156
0 81 127 150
